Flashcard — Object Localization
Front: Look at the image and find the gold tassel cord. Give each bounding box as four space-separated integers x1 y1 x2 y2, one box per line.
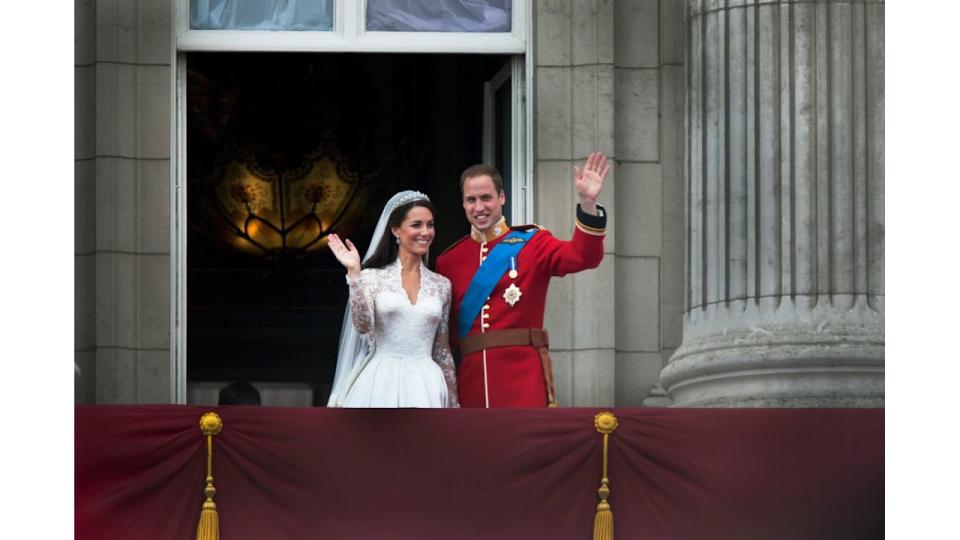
196 412 223 540
593 412 618 540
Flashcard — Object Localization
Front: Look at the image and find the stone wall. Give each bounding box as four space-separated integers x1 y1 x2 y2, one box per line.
75 0 173 403
78 0 684 406
76 0 96 403
534 0 684 406
76 1 882 408
614 0 686 406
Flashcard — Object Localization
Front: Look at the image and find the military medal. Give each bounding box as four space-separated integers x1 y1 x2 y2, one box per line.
503 283 522 306
503 256 521 305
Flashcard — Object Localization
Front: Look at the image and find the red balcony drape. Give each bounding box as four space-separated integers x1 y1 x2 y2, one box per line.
75 406 882 539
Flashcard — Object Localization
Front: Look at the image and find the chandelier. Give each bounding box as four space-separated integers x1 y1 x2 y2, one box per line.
203 146 373 261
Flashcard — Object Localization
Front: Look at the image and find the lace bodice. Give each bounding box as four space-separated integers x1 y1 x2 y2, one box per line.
346 259 459 407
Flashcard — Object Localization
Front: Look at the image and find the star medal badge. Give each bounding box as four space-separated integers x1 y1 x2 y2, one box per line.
503 283 522 306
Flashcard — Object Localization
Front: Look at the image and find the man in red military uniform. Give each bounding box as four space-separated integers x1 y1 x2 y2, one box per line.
435 152 610 407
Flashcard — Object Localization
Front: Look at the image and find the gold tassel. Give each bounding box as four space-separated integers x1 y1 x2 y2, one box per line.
196 412 223 540
197 502 218 540
594 491 613 540
593 412 618 540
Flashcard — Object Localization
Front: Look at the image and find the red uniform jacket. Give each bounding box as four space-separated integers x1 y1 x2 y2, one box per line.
435 208 606 407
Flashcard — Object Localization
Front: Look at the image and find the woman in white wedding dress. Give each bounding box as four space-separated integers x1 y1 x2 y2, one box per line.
326 191 459 408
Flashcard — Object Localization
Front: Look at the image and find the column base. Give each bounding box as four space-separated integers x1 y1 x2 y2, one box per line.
641 384 674 407
660 296 884 408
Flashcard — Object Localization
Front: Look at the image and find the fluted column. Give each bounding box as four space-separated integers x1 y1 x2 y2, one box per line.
660 0 884 406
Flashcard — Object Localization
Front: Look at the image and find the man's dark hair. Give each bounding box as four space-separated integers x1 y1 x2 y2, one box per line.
459 164 504 195
218 382 261 405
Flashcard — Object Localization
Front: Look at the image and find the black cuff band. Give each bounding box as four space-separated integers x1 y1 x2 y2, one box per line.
576 203 607 230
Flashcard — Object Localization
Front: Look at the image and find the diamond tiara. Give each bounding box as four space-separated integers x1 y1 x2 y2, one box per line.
392 190 430 208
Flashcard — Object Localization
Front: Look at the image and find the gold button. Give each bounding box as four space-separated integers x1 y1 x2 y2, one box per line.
481 247 489 253
482 313 490 319
482 323 490 329
482 304 490 310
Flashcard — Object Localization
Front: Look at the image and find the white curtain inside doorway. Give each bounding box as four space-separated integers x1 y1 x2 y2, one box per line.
367 0 511 32
190 0 334 30
189 0 511 32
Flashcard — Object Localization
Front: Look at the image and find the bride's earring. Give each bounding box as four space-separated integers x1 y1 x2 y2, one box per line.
395 236 400 244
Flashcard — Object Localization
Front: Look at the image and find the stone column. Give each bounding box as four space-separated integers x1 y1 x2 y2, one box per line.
76 0 97 403
660 0 884 406
79 0 174 403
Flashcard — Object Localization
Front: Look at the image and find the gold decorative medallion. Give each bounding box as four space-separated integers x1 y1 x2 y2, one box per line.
503 283 522 306
199 412 223 436
508 269 519 279
594 412 618 434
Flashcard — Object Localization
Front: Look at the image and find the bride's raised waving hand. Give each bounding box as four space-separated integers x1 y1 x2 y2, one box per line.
328 233 361 277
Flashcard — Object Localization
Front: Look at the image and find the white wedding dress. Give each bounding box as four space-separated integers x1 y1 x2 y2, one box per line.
338 259 459 408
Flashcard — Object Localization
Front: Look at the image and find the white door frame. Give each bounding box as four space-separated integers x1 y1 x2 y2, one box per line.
482 56 532 226
170 1 534 403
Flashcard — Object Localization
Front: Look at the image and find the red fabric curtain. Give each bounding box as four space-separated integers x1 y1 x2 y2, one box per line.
76 406 882 539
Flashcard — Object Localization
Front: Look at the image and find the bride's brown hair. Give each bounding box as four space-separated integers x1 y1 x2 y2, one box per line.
361 199 436 270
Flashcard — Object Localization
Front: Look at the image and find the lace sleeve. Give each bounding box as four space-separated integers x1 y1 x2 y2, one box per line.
346 271 376 335
433 279 460 408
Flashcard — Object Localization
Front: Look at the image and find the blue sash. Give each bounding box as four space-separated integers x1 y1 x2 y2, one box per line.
458 229 538 338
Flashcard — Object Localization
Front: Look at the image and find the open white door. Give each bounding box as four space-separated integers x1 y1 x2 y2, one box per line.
482 55 529 225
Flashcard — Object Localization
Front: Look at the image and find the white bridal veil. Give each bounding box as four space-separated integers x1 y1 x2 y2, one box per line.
326 190 430 406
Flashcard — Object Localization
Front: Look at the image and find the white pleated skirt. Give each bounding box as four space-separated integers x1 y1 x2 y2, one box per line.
341 353 449 408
